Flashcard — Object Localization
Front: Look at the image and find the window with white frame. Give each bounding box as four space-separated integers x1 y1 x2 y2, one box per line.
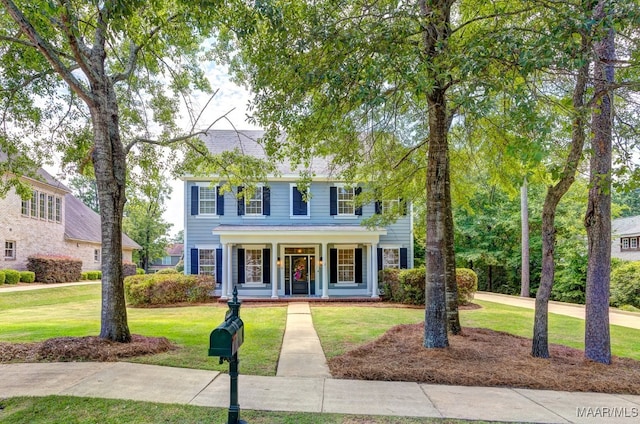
337 248 355 283
631 238 638 249
245 187 263 215
199 186 217 215
622 238 630 250
245 248 262 283
382 199 400 214
337 187 355 215
55 197 61 223
39 192 46 219
382 248 400 269
47 195 54 221
30 190 37 217
4 241 16 260
94 249 100 262
21 198 29 216
199 249 216 276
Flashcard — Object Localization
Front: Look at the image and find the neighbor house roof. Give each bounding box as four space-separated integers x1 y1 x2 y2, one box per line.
198 130 335 178
166 243 183 256
0 150 69 193
612 216 640 238
64 194 141 249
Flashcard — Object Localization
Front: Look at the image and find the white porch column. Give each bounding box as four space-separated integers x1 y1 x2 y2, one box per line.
226 243 233 298
371 242 379 298
322 242 329 299
271 242 278 299
367 243 373 295
220 243 228 300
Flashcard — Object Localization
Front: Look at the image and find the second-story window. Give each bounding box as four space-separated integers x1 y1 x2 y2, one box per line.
338 187 354 215
199 187 217 215
246 187 263 215
30 190 37 217
55 197 62 223
47 195 54 221
39 192 46 220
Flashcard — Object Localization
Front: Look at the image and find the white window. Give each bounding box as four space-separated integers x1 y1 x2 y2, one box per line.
94 249 100 262
245 187 263 215
55 197 61 223
199 249 216 276
622 238 630 250
39 192 46 220
338 187 355 215
382 248 400 269
4 241 16 260
245 248 262 284
199 187 217 215
30 190 37 217
21 198 29 216
632 238 638 249
337 248 355 283
162 256 172 266
47 195 54 221
382 199 400 214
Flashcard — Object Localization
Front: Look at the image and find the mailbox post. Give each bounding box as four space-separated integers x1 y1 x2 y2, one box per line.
209 286 246 424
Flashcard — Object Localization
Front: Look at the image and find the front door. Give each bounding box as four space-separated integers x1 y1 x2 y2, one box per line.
291 255 309 295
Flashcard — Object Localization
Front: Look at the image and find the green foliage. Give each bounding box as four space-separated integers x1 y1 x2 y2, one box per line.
380 267 425 305
156 268 179 274
379 268 401 300
81 272 89 280
455 268 478 305
4 269 20 284
19 271 35 283
136 268 145 275
86 271 101 281
0 270 5 284
610 261 640 309
124 274 215 306
26 255 82 284
175 259 184 273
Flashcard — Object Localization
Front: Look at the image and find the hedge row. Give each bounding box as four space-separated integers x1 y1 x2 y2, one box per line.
379 267 478 306
81 271 102 280
27 255 82 284
124 273 215 306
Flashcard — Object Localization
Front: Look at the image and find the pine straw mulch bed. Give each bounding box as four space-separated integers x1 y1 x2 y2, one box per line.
329 323 640 395
0 335 175 363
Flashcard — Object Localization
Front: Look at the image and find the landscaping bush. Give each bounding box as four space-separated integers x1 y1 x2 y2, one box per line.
136 268 145 275
456 268 478 305
175 259 184 273
81 272 89 280
4 269 21 284
26 255 82 283
0 270 5 284
399 267 426 305
610 261 640 309
19 271 36 283
123 262 137 277
379 268 401 300
86 271 101 280
156 268 179 274
124 273 215 306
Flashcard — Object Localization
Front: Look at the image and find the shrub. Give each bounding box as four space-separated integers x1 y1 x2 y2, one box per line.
4 269 21 284
156 268 179 274
399 267 426 305
136 268 145 275
175 259 184 273
123 262 137 277
124 273 215 306
81 272 89 280
456 268 478 305
19 271 36 283
0 270 5 284
26 255 82 283
610 261 640 309
379 268 401 300
86 271 101 280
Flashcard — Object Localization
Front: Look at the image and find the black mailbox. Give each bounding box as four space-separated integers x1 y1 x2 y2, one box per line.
209 316 244 358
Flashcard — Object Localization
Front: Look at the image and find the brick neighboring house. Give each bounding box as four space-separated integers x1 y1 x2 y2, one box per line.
149 243 184 273
1 159 140 272
612 216 640 261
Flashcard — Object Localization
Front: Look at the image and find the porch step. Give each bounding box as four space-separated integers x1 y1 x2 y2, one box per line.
276 302 332 378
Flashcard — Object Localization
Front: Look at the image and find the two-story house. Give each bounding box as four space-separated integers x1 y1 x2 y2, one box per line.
1 153 140 272
183 130 413 299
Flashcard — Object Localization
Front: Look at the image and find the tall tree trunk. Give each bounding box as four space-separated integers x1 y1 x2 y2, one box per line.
532 49 589 359
520 177 530 298
91 71 131 343
584 1 614 364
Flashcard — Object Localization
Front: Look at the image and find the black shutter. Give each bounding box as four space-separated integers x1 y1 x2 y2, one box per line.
330 187 337 215
237 186 245 216
330 248 337 284
375 201 382 215
400 198 408 216
263 186 270 216
293 186 307 215
377 248 383 271
237 248 245 284
263 248 271 284
355 187 362 215
400 248 408 269
191 186 199 215
190 248 198 274
216 248 223 283
355 248 363 284
216 187 224 216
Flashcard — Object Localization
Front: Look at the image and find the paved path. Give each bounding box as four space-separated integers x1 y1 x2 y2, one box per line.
475 292 640 329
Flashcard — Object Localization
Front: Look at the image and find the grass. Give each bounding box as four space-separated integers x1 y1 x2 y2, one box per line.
0 396 494 424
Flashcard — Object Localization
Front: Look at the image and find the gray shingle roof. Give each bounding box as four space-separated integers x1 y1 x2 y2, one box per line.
612 216 640 237
199 130 334 177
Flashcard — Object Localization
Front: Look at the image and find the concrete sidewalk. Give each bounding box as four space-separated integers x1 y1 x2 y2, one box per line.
475 292 640 329
1 361 639 423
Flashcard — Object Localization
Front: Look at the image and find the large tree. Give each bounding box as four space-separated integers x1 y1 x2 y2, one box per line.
0 0 216 341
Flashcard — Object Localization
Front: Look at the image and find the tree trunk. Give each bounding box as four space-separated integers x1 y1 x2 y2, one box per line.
532 48 589 359
584 2 614 364
90 73 131 343
520 178 530 298
424 88 450 348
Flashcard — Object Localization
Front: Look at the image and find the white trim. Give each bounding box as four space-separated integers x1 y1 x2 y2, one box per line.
242 215 266 220
239 244 267 249
195 244 221 249
335 244 358 249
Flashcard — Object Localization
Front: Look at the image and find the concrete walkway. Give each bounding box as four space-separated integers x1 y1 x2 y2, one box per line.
475 292 640 329
276 302 331 377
